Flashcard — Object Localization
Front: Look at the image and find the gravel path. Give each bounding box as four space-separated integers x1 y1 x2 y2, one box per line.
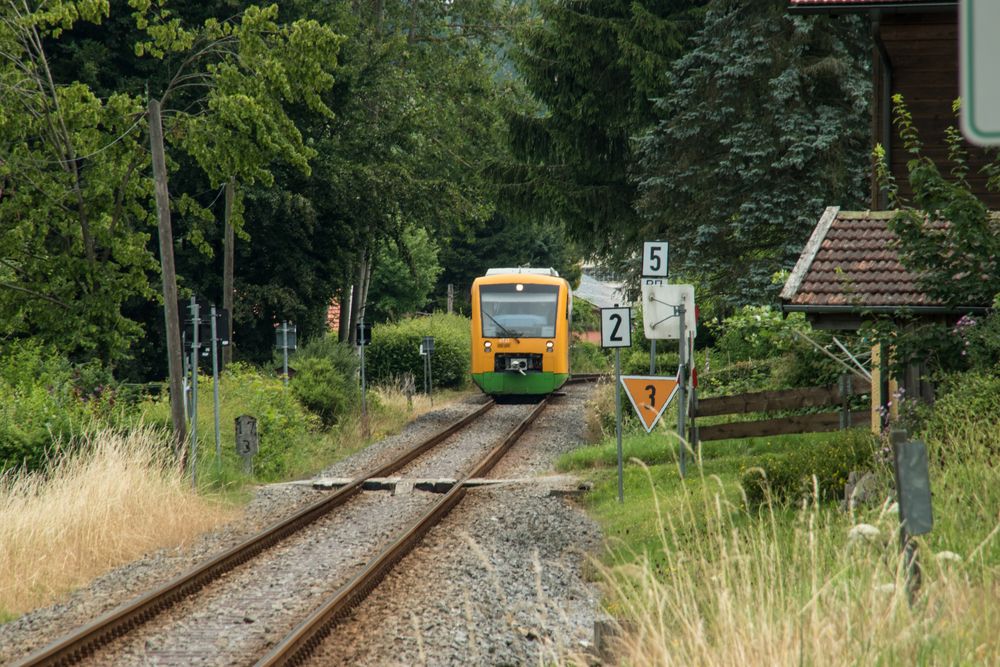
0 386 606 666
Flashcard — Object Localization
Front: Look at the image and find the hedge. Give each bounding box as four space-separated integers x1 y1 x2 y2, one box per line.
739 429 877 506
366 313 471 389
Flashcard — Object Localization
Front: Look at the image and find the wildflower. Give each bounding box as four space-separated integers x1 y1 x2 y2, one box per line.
875 583 896 595
848 523 881 543
935 551 962 564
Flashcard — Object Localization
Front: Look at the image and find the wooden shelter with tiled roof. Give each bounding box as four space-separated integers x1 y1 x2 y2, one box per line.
782 1 999 414
780 207 990 330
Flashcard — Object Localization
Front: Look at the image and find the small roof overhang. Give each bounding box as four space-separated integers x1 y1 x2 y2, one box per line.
780 207 990 330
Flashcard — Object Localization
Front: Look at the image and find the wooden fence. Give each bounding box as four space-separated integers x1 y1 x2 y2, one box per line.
690 375 871 446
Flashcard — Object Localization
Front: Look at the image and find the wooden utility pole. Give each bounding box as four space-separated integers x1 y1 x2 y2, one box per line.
222 178 235 365
149 99 187 454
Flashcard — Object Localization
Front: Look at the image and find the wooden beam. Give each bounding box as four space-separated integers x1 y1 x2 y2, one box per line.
696 381 871 418
698 411 870 442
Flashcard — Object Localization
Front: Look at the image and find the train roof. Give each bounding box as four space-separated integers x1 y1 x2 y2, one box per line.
484 267 559 276
473 270 567 287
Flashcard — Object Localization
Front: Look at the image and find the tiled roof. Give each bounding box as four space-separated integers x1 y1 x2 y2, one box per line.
781 208 944 309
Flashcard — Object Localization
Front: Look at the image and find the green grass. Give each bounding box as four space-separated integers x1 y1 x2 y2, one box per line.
558 429 836 567
559 401 1000 664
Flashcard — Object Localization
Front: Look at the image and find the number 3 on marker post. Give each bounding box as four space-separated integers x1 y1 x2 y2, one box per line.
600 307 632 348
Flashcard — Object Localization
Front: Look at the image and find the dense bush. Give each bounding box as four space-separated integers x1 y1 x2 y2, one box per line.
708 306 810 362
0 342 122 472
141 362 320 481
366 313 470 389
570 341 610 374
915 368 1000 463
289 336 360 426
739 429 876 506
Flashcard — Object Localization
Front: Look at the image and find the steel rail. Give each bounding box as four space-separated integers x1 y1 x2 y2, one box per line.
566 373 604 383
255 397 552 667
14 400 495 667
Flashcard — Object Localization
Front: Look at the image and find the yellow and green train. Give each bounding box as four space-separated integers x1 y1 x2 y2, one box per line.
470 268 571 395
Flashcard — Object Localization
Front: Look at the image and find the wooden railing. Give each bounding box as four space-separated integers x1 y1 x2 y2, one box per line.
690 375 871 445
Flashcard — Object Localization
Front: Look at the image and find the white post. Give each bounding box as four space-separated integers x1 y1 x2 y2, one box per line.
190 297 200 489
677 301 687 479
211 305 221 470
282 321 289 387
615 347 624 503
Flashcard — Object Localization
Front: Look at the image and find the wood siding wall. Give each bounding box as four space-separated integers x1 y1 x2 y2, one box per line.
874 12 1000 209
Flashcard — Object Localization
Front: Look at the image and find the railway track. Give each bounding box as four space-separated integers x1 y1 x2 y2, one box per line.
256 398 551 667
14 392 563 666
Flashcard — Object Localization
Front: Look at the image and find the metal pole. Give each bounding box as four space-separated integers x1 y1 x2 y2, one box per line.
190 297 200 489
282 321 289 387
211 306 221 470
677 302 687 479
615 347 624 503
428 349 434 406
360 319 368 436
181 331 189 423
650 338 656 374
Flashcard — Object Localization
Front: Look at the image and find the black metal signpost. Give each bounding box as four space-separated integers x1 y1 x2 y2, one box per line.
188 297 200 488
357 320 371 436
275 321 297 387
421 336 435 404
601 304 632 503
890 429 933 605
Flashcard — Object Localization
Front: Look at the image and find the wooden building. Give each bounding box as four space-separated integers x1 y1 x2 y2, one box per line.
790 0 999 209
784 1 996 421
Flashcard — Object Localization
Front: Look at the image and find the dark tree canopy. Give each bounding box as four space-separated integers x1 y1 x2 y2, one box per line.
635 0 871 308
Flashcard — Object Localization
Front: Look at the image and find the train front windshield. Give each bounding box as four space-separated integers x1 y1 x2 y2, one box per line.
480 283 560 338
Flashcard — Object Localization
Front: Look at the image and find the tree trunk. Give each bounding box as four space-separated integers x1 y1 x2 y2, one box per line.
222 178 235 365
338 285 352 343
149 99 187 458
348 247 368 345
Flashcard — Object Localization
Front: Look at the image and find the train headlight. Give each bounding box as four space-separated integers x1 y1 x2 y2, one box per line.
546 340 554 352
484 340 492 352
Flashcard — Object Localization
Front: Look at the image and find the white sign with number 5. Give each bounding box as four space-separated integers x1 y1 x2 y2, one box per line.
600 307 632 348
642 241 669 278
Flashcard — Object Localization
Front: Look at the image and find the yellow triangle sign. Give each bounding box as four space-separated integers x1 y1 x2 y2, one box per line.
620 375 679 433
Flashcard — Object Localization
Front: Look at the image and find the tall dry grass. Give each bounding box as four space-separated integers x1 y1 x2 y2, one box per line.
0 426 236 617
596 463 1000 666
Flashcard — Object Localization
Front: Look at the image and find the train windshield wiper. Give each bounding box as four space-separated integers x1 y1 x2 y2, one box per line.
483 311 521 341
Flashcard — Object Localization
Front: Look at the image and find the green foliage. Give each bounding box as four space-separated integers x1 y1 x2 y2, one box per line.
0 0 343 370
0 341 124 472
879 96 1000 308
621 348 680 376
739 429 876 506
917 369 1000 463
142 362 319 481
435 214 583 314
635 2 870 304
502 0 707 264
367 226 442 321
569 341 610 374
288 335 359 426
290 357 356 427
709 306 810 362
0 4 157 362
699 358 781 396
366 313 471 389
571 297 600 333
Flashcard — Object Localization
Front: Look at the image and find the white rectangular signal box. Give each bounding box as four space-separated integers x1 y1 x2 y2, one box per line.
641 282 696 340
